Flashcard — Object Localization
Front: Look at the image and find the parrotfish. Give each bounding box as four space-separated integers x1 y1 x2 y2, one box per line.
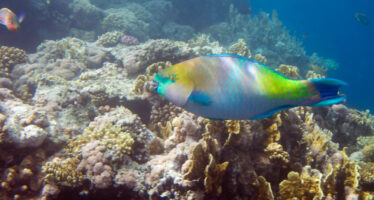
154 54 347 120
0 8 24 32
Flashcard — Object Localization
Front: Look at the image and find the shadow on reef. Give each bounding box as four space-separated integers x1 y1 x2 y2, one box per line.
56 185 144 200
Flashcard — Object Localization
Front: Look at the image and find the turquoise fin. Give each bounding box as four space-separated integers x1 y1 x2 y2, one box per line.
310 78 347 107
310 96 345 107
249 105 295 120
188 90 212 106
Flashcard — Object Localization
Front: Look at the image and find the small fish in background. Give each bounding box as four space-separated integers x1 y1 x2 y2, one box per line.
355 12 370 26
0 8 24 32
233 0 252 15
154 54 347 120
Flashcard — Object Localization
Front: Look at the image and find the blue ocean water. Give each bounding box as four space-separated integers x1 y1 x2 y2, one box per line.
252 0 374 112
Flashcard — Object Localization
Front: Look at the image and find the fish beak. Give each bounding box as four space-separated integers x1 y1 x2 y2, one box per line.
152 79 159 92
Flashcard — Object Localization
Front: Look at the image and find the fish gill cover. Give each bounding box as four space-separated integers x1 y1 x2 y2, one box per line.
0 0 373 200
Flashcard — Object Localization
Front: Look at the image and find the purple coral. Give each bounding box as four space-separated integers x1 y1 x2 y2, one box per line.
121 35 139 45
78 141 114 189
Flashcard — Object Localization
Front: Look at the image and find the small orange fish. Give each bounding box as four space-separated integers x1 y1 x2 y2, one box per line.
0 8 24 32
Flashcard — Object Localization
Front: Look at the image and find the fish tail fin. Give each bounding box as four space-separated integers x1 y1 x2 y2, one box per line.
309 78 347 107
18 12 25 23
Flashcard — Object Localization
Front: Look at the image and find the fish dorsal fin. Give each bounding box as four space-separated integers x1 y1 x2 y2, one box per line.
164 82 193 107
203 53 256 62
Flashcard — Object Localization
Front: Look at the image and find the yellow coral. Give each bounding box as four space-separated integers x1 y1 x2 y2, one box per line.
265 142 289 163
276 64 301 79
254 53 267 64
82 123 134 156
306 70 325 79
0 46 27 76
204 154 229 196
225 120 240 134
302 125 333 164
132 75 148 95
279 166 324 200
252 176 274 200
262 114 282 146
183 136 219 180
359 162 374 185
158 121 173 140
228 39 251 57
42 157 84 187
362 144 374 162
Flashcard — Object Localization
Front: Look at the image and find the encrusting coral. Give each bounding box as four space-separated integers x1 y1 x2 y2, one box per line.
96 31 124 47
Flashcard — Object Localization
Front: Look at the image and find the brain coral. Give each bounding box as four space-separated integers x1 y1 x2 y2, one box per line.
0 46 27 76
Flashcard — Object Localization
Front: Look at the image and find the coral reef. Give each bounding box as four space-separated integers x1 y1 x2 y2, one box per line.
0 46 28 77
1 21 373 200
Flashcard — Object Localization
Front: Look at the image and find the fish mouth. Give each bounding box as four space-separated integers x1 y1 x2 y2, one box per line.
152 79 159 92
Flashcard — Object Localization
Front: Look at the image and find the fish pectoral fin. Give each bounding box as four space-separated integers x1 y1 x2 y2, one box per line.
188 90 212 106
165 82 193 107
249 105 295 120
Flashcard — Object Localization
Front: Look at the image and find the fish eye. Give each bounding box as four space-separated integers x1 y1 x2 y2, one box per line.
168 74 177 81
